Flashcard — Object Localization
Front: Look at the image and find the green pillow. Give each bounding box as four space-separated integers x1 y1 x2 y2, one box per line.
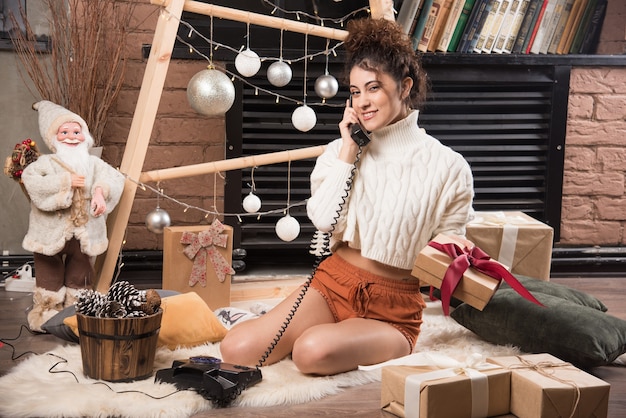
499 275 607 311
451 290 626 369
424 275 608 312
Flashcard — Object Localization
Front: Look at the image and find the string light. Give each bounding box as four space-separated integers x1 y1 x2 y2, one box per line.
171 12 347 109
260 0 371 26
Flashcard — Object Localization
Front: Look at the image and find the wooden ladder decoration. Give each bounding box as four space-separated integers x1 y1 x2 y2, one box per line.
95 0 393 292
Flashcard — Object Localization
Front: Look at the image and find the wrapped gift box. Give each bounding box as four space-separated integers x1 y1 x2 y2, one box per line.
381 364 510 418
162 221 234 310
412 233 502 312
466 211 554 281
488 354 610 418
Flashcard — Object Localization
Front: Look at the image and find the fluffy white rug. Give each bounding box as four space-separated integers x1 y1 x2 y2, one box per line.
0 301 520 418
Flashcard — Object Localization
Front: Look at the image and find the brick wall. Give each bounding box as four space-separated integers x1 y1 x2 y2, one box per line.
560 0 626 246
102 0 626 251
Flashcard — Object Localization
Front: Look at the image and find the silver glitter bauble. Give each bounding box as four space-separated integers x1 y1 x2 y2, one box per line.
145 208 171 234
267 60 292 87
275 214 300 242
291 105 317 132
235 48 261 77
187 68 235 116
314 74 339 99
242 192 262 213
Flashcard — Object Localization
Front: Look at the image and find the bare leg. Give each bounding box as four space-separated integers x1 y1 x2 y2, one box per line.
292 318 410 375
220 284 335 367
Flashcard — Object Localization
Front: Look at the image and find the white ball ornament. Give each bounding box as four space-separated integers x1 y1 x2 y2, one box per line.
242 192 262 213
235 48 261 77
267 60 292 87
145 208 171 234
275 214 300 242
314 74 339 99
187 68 235 116
291 105 317 132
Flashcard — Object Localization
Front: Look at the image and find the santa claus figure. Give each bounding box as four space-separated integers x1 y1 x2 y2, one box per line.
20 100 125 332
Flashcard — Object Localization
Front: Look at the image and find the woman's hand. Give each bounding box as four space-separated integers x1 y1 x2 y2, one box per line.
337 99 362 162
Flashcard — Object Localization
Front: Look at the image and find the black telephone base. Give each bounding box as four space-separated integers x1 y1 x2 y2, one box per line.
155 356 262 407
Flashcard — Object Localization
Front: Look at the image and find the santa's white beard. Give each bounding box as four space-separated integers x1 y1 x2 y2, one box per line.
55 141 92 177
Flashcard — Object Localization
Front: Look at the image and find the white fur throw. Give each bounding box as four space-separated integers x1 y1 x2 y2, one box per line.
0 301 520 418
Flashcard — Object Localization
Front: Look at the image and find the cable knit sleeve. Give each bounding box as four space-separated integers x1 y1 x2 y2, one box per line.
431 155 475 238
306 139 355 233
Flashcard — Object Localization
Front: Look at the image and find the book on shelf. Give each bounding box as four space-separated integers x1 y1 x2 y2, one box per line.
578 0 607 54
537 0 568 54
528 0 558 54
482 0 512 53
447 0 478 51
428 0 454 51
547 0 575 54
412 0 435 49
568 0 598 53
524 0 550 53
556 0 589 54
457 0 494 52
473 0 504 52
436 0 468 51
502 0 531 53
397 0 425 34
417 1 443 52
492 0 527 53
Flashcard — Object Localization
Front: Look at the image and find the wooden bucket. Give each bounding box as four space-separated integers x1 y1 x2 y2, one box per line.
77 310 162 382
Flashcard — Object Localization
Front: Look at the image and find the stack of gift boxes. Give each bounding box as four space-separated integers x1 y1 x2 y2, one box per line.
381 353 610 418
387 211 610 417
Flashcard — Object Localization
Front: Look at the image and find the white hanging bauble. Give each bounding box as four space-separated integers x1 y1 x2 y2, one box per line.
314 74 339 99
275 214 300 242
145 208 171 234
267 60 292 87
187 67 235 116
291 105 317 132
235 48 261 77
242 192 262 213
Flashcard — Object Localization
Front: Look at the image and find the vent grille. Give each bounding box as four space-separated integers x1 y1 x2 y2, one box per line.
225 62 566 261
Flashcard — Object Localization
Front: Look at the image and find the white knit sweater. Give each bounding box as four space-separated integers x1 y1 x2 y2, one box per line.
307 110 474 270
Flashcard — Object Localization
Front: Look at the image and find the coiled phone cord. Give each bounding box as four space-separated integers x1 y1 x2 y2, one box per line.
255 146 364 369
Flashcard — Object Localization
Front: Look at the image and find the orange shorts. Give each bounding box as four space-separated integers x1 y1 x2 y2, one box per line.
310 253 426 352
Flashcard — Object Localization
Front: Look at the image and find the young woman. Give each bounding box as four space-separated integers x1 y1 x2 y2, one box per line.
220 18 474 375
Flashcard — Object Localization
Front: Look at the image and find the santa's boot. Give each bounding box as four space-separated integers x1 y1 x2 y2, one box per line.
64 287 84 308
27 286 66 332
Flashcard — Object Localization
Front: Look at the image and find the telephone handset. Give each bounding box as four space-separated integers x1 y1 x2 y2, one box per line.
349 96 371 147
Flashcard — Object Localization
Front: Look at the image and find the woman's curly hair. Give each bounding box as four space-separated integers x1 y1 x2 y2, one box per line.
343 18 429 110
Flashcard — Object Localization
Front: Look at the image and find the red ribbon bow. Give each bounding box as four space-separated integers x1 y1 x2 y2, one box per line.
428 240 544 315
180 219 235 287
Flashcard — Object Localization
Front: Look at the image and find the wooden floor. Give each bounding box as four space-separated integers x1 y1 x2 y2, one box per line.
1 276 626 417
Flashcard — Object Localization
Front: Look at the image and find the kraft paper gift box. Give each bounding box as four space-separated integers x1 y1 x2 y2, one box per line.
380 364 511 418
466 211 554 281
487 354 610 418
162 220 234 310
412 233 502 313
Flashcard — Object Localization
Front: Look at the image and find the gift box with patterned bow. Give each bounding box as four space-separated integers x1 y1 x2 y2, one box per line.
162 220 234 310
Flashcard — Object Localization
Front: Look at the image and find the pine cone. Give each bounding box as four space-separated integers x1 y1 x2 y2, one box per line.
107 281 142 313
75 289 107 316
100 300 127 318
138 289 161 315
